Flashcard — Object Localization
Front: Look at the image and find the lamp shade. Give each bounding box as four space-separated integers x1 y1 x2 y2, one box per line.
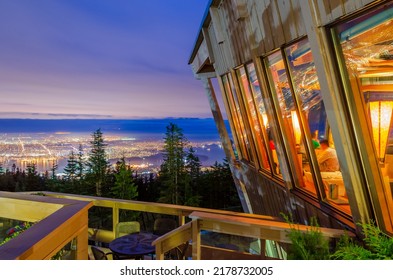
291 110 301 145
370 100 393 161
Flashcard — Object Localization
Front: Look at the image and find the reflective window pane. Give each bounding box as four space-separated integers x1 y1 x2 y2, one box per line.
334 5 393 216
266 51 316 195
222 74 255 164
236 66 270 170
246 62 285 176
285 39 350 213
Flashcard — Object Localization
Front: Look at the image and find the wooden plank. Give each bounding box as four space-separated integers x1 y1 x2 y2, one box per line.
192 220 201 260
262 0 275 52
316 0 332 25
270 0 286 47
290 0 306 36
190 211 354 240
276 0 293 42
330 0 345 20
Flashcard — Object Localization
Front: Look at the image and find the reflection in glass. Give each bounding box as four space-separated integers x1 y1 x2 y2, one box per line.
222 74 254 164
335 4 393 215
236 66 270 170
266 51 314 193
285 39 349 212
246 63 284 176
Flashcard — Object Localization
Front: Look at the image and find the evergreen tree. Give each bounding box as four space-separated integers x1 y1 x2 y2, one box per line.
86 129 110 196
25 162 40 191
184 146 202 206
158 123 188 205
77 144 84 179
112 156 138 200
50 159 58 180
64 151 78 180
199 159 240 210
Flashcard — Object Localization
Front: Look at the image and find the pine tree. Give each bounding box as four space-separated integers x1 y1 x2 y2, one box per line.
86 129 110 196
26 162 40 191
158 123 188 205
77 144 84 179
112 157 138 200
184 146 202 206
50 159 58 180
64 151 78 180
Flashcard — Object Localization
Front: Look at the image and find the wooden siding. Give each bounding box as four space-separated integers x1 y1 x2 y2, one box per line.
204 0 379 76
231 161 354 229
189 0 384 232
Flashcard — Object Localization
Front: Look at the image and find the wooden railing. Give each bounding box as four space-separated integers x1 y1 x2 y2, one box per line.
39 192 279 245
3 191 355 260
0 191 93 260
152 211 356 260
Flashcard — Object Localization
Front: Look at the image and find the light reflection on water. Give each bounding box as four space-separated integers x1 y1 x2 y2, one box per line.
0 132 226 174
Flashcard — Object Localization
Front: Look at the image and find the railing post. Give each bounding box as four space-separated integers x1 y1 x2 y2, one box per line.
191 219 201 260
179 215 185 226
113 204 119 239
155 242 165 260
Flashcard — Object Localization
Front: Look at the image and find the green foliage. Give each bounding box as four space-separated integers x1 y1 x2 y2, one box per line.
64 150 78 180
332 221 393 260
198 159 240 210
0 222 32 246
86 129 110 196
184 147 202 206
112 157 138 201
158 123 188 205
282 214 330 260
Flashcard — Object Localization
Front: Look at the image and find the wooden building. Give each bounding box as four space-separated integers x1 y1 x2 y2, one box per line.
189 0 393 236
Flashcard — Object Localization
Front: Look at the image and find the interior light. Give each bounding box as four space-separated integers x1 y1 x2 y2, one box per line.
291 110 301 145
370 100 393 162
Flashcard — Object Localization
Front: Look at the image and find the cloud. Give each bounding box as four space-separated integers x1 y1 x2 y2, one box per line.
0 112 114 119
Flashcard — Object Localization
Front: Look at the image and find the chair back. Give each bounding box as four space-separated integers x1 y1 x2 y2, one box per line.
153 218 177 235
91 246 109 260
116 221 141 238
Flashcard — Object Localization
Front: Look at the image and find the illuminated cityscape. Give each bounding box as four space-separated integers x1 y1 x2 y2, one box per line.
0 132 225 175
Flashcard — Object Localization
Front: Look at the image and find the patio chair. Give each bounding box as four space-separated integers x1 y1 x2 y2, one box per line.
91 246 117 260
115 221 141 238
153 218 177 236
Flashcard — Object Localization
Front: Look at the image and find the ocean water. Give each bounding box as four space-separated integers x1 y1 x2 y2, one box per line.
0 118 224 141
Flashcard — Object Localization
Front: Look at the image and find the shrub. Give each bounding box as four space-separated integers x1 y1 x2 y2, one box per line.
282 214 330 260
332 221 393 260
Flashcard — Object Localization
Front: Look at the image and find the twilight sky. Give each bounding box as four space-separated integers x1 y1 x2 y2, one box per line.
0 0 212 119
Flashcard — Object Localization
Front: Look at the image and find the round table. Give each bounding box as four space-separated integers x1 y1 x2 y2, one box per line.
109 232 159 259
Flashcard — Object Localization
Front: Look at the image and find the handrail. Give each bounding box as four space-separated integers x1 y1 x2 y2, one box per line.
152 222 192 260
152 210 355 260
16 191 355 260
36 191 280 242
0 191 93 260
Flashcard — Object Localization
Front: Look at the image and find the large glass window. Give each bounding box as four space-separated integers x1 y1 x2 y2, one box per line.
246 63 286 177
265 51 316 194
221 74 255 164
333 4 393 217
236 66 270 171
284 39 350 213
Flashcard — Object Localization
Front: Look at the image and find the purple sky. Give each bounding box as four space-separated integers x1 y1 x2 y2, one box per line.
0 0 212 119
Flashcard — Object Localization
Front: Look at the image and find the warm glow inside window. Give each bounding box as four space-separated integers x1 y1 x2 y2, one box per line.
265 51 315 194
236 66 270 171
285 39 350 214
246 63 285 177
335 4 393 218
221 74 255 164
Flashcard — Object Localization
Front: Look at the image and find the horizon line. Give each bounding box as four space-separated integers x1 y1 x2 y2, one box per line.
0 117 225 121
